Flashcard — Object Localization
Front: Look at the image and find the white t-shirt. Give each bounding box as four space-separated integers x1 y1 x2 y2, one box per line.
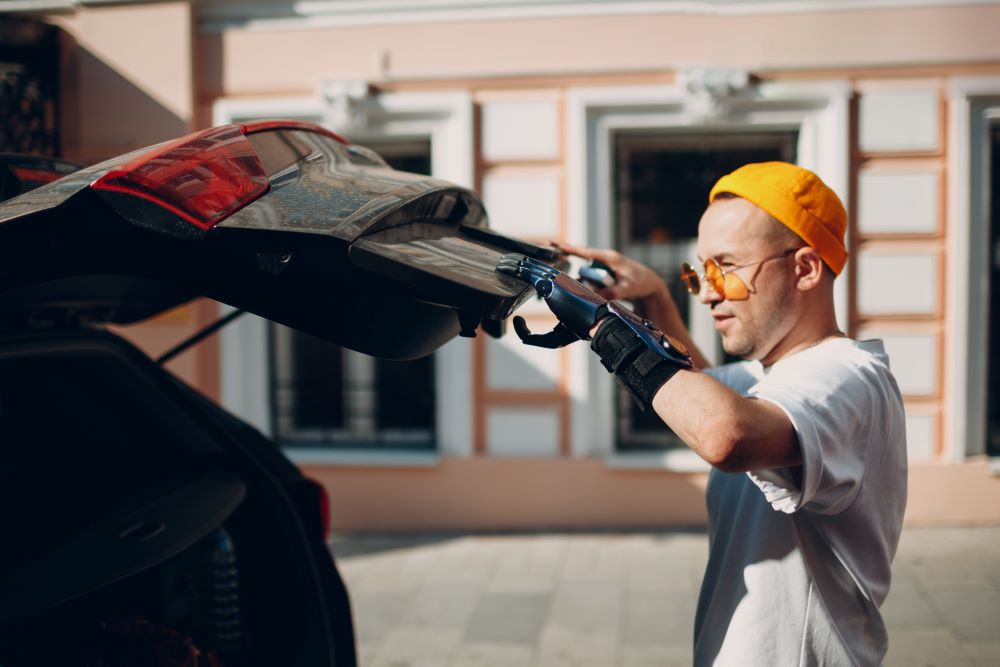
694 338 907 667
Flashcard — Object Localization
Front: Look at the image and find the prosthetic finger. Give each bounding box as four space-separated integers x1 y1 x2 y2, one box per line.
497 253 560 294
512 317 579 349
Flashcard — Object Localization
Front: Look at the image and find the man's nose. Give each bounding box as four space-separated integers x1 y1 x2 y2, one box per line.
698 278 724 305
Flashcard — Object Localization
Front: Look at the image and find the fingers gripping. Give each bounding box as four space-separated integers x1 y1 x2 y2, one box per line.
512 317 578 349
497 254 561 296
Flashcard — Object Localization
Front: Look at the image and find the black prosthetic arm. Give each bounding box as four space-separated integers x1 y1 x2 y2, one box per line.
497 253 693 410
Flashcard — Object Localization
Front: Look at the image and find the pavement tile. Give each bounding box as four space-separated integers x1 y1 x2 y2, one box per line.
921 589 1000 641
451 640 535 663
623 592 695 645
352 572 427 595
374 628 463 663
879 578 942 630
617 641 692 663
488 559 560 594
537 625 618 663
353 593 413 643
532 658 574 667
464 593 550 645
546 583 622 633
884 628 967 664
959 640 1000 660
402 583 482 631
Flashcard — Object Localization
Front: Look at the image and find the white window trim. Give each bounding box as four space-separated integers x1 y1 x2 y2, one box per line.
565 80 852 464
946 76 1000 461
212 91 476 459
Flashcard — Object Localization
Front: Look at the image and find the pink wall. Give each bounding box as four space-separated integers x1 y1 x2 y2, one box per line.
200 4 1000 98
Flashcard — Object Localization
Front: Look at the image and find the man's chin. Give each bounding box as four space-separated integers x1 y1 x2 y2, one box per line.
721 336 756 360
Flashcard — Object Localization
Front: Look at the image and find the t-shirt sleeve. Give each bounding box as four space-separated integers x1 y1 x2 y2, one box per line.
745 355 885 515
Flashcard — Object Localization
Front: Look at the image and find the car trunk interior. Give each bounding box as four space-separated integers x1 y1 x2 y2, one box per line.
0 329 349 666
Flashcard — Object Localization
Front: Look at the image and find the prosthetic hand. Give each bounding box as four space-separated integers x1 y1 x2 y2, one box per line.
497 253 694 410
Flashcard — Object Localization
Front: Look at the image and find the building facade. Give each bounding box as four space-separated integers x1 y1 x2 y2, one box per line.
14 0 1000 530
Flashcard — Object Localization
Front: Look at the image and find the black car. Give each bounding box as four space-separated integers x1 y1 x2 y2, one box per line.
0 122 561 666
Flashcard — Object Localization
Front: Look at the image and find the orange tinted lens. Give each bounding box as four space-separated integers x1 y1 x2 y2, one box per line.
723 273 749 300
680 263 700 294
703 260 725 295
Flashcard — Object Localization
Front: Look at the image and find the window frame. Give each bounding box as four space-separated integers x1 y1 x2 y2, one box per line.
947 77 1000 461
565 80 852 468
211 91 475 462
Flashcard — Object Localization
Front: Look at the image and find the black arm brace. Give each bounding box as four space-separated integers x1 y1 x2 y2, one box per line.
591 301 694 411
496 253 693 410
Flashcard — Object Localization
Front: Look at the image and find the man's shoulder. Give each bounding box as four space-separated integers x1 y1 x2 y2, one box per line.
758 337 902 416
777 337 891 381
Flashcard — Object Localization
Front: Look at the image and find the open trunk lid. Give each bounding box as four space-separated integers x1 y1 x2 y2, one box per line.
0 122 562 358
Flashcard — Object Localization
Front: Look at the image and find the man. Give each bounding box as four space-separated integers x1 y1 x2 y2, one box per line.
498 162 907 666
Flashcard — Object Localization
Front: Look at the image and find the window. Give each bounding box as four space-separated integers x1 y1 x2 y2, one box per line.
270 139 437 449
988 120 1000 456
612 131 798 451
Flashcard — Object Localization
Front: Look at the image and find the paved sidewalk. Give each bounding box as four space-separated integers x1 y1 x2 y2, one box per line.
331 527 1000 667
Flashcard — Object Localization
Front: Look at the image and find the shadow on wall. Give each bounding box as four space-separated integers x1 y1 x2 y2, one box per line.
61 39 187 164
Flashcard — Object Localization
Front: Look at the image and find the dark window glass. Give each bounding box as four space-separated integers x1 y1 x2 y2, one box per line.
288 329 344 429
613 131 798 451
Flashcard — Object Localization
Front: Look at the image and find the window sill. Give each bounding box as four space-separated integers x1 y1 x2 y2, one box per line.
605 449 711 473
283 448 440 468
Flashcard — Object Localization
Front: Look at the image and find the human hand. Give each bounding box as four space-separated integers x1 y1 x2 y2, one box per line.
551 241 669 303
496 253 610 348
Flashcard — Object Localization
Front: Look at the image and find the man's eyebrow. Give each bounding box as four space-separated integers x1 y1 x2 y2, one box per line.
696 252 738 263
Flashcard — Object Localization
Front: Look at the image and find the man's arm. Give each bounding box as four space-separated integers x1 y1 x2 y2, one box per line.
653 370 800 473
501 251 800 473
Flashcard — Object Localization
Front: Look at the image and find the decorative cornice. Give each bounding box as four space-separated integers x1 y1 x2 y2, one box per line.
195 0 1000 33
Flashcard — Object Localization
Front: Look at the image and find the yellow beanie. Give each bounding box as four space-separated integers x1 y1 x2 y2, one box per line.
709 162 848 275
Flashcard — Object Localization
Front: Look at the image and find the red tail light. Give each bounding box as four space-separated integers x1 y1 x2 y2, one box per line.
91 125 269 230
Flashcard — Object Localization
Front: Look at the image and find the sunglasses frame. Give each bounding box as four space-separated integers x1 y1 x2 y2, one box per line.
680 248 799 301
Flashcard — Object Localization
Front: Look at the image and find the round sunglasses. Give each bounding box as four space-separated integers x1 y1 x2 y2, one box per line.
680 248 799 301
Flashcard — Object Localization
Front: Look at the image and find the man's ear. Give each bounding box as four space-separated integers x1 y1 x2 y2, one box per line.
793 247 825 292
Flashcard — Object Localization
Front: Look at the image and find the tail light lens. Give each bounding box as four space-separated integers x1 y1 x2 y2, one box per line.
91 125 269 230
